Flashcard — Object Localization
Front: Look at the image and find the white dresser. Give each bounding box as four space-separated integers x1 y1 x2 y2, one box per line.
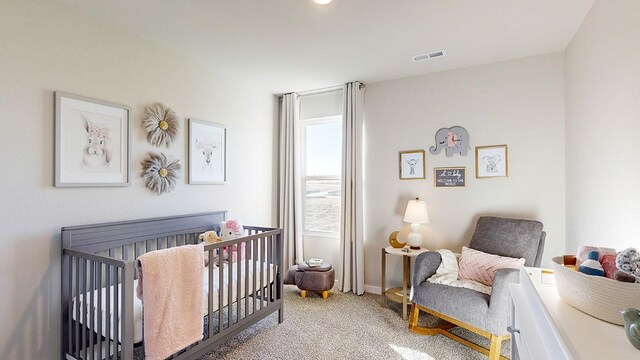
509 267 638 360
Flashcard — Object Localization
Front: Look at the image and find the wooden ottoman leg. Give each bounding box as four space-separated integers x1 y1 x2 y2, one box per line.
321 290 329 299
300 290 307 299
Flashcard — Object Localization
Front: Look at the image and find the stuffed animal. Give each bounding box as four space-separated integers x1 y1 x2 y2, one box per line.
219 220 246 262
616 247 640 284
198 230 225 266
199 230 221 244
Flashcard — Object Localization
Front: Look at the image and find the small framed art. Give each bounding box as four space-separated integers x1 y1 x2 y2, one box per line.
54 92 130 187
188 118 226 184
434 167 466 187
399 150 425 180
476 145 508 178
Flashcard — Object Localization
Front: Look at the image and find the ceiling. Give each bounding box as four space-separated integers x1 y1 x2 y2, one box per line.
59 0 594 94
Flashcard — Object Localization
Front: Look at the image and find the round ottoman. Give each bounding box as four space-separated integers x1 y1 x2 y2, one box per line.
284 262 335 299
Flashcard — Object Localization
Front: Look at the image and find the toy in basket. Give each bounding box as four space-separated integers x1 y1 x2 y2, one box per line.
552 255 640 325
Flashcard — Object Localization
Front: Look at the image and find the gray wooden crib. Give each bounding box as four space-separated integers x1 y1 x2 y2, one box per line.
61 211 283 359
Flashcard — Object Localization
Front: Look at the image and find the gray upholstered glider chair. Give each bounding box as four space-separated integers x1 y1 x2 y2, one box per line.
408 216 545 360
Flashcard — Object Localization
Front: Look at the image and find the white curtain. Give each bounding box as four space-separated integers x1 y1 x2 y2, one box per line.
338 82 365 295
278 93 303 270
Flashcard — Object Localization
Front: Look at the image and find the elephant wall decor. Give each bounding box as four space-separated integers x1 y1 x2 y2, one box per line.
429 126 470 157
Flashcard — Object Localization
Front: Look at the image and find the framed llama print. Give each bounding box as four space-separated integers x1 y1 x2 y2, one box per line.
54 92 130 187
188 119 226 184
399 150 425 180
475 145 508 178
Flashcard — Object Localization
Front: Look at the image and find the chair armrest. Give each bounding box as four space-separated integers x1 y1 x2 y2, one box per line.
486 268 519 335
411 251 442 290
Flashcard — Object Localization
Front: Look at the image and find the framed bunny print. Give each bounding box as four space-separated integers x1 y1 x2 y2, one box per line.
54 92 131 187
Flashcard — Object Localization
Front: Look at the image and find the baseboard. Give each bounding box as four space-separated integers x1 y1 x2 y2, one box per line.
364 284 381 295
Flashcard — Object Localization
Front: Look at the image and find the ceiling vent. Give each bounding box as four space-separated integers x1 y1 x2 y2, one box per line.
412 50 446 62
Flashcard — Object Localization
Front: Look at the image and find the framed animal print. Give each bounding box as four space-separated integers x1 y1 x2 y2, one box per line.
54 92 130 187
188 119 226 184
475 145 508 178
399 150 425 180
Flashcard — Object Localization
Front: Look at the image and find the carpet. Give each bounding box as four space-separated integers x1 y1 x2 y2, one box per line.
195 286 510 360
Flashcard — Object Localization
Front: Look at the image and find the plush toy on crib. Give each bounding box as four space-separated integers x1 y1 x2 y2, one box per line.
198 230 226 266
219 220 246 262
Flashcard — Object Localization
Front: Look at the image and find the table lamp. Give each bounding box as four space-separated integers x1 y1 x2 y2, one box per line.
403 198 429 249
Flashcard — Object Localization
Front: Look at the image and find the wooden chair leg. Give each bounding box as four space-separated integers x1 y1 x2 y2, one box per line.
408 303 420 329
321 290 329 299
300 290 307 298
488 335 504 360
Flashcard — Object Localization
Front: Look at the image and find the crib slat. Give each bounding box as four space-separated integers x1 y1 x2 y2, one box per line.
66 255 72 357
97 263 103 360
267 235 272 305
81 259 87 360
113 266 119 360
252 238 258 314
208 250 213 338
105 265 111 359
74 256 80 359
228 248 232 326
218 249 224 332
89 260 95 357
236 246 241 323
260 236 265 310
245 242 249 318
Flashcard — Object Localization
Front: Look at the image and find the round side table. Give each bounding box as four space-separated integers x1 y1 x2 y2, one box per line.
381 246 430 320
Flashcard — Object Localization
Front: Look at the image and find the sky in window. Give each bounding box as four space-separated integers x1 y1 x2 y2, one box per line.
306 120 342 176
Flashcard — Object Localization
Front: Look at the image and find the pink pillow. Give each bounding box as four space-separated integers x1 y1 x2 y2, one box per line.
458 246 525 286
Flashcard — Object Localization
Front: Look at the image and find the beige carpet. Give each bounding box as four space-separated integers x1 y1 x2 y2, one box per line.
198 286 510 360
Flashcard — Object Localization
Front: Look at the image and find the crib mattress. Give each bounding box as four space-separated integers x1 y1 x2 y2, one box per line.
72 260 276 343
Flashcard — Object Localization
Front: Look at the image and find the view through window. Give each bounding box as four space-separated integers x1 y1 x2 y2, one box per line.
302 116 342 234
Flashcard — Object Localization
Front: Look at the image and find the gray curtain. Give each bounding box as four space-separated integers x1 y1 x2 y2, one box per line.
278 93 303 270
338 82 366 295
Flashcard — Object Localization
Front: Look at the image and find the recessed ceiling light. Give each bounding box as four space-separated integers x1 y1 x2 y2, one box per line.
313 0 333 5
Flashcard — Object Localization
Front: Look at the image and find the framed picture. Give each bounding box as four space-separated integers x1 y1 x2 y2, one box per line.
434 167 466 187
55 92 130 187
399 150 425 180
188 118 226 184
476 145 508 178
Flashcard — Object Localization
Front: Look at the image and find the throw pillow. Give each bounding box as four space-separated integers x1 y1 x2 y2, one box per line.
458 246 525 286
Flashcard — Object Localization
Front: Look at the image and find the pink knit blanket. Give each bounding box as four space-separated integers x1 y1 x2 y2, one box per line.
137 244 204 360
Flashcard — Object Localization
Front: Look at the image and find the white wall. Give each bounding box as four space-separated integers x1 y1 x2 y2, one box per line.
565 0 640 253
364 53 566 291
0 2 276 358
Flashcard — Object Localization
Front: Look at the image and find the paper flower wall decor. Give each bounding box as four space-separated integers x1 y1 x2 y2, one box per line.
141 152 181 195
143 103 180 147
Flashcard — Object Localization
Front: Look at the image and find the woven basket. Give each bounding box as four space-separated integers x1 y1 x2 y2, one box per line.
551 256 640 325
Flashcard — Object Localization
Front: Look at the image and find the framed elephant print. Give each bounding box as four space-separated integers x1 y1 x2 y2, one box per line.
476 145 508 178
188 118 226 184
399 150 425 180
54 92 131 187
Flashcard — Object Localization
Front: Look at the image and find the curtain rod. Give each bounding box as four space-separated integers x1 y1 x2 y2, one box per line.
278 82 365 99
296 85 344 97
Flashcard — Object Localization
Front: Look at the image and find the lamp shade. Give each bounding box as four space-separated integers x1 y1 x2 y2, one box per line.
403 198 429 224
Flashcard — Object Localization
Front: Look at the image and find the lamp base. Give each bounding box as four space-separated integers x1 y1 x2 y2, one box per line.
406 223 423 249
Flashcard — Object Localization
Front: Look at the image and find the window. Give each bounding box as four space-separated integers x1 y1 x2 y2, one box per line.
301 116 342 235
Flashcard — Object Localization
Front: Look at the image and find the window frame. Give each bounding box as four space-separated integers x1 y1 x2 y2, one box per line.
300 115 343 237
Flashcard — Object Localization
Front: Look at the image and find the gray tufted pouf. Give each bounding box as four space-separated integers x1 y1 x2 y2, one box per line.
284 262 335 299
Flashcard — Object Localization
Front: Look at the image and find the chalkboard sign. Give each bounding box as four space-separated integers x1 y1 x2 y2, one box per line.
434 167 466 187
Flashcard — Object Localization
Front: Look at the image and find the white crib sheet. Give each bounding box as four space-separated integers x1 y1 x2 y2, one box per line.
72 260 277 343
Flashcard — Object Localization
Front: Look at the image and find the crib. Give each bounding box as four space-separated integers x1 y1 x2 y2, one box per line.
61 211 283 359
